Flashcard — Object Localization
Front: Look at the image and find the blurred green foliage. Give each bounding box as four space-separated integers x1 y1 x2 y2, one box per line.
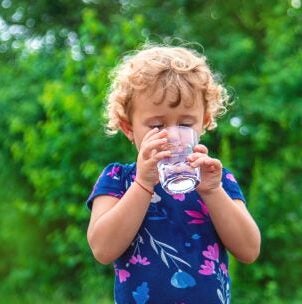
0 0 301 303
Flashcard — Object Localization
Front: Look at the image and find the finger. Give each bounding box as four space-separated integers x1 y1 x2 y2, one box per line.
143 128 168 142
152 150 172 162
190 156 222 170
141 127 160 142
148 129 168 144
187 152 208 162
141 137 168 159
193 144 208 154
147 137 168 150
203 158 222 170
189 155 209 168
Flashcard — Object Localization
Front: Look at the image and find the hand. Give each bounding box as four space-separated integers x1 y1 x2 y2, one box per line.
135 128 171 190
188 144 223 194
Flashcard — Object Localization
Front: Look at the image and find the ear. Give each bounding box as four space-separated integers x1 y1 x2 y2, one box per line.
119 119 134 142
203 112 211 129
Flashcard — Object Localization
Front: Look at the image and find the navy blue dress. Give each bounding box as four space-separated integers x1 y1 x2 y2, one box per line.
87 162 246 304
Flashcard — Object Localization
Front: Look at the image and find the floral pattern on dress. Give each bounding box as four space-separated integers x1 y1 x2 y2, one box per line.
226 173 237 183
185 199 210 224
106 165 121 179
115 235 152 284
128 235 151 267
130 255 151 265
199 243 230 304
87 164 246 303
173 193 186 201
144 228 196 289
114 264 131 283
132 282 150 304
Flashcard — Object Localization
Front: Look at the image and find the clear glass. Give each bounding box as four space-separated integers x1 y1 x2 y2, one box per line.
157 126 200 195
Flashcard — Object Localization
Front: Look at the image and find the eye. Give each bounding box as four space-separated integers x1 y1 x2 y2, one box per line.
149 124 164 129
179 123 193 127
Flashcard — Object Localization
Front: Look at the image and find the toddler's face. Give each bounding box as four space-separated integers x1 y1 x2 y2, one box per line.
121 90 209 151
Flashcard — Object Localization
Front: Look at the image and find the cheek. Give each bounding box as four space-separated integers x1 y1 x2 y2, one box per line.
133 132 144 149
193 124 205 137
133 128 152 149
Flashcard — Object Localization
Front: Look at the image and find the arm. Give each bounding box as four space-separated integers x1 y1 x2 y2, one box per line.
87 182 153 265
199 188 260 263
87 128 170 264
189 145 261 264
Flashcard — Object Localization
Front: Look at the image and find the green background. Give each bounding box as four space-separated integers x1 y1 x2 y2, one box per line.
1 0 301 303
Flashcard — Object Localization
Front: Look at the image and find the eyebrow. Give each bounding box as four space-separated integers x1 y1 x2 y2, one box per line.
179 115 197 120
144 116 164 122
144 115 197 123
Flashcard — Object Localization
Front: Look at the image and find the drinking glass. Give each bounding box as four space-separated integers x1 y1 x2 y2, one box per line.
157 126 200 195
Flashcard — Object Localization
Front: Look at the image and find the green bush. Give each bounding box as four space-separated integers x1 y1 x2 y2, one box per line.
1 1 301 303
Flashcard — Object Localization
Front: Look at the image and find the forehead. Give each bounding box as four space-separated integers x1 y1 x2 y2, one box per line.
134 76 203 106
132 88 204 118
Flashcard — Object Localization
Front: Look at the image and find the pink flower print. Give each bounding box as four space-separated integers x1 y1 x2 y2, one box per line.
131 174 136 181
219 263 228 275
198 199 209 216
202 243 219 261
129 254 151 266
129 255 138 264
173 193 186 201
118 269 130 283
199 260 216 275
139 256 150 265
226 173 237 183
185 199 209 224
185 210 204 224
106 166 120 178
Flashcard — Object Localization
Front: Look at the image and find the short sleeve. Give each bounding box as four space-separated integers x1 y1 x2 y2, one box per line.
86 163 126 210
221 168 246 204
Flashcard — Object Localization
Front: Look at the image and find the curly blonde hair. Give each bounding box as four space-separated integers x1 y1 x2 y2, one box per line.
105 43 229 134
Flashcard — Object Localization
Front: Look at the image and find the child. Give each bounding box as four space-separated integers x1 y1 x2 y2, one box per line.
86 43 261 304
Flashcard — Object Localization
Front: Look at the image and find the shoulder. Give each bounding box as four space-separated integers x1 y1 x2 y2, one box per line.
86 162 136 210
96 162 136 190
222 168 238 183
101 162 136 177
221 167 246 203
101 162 136 179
